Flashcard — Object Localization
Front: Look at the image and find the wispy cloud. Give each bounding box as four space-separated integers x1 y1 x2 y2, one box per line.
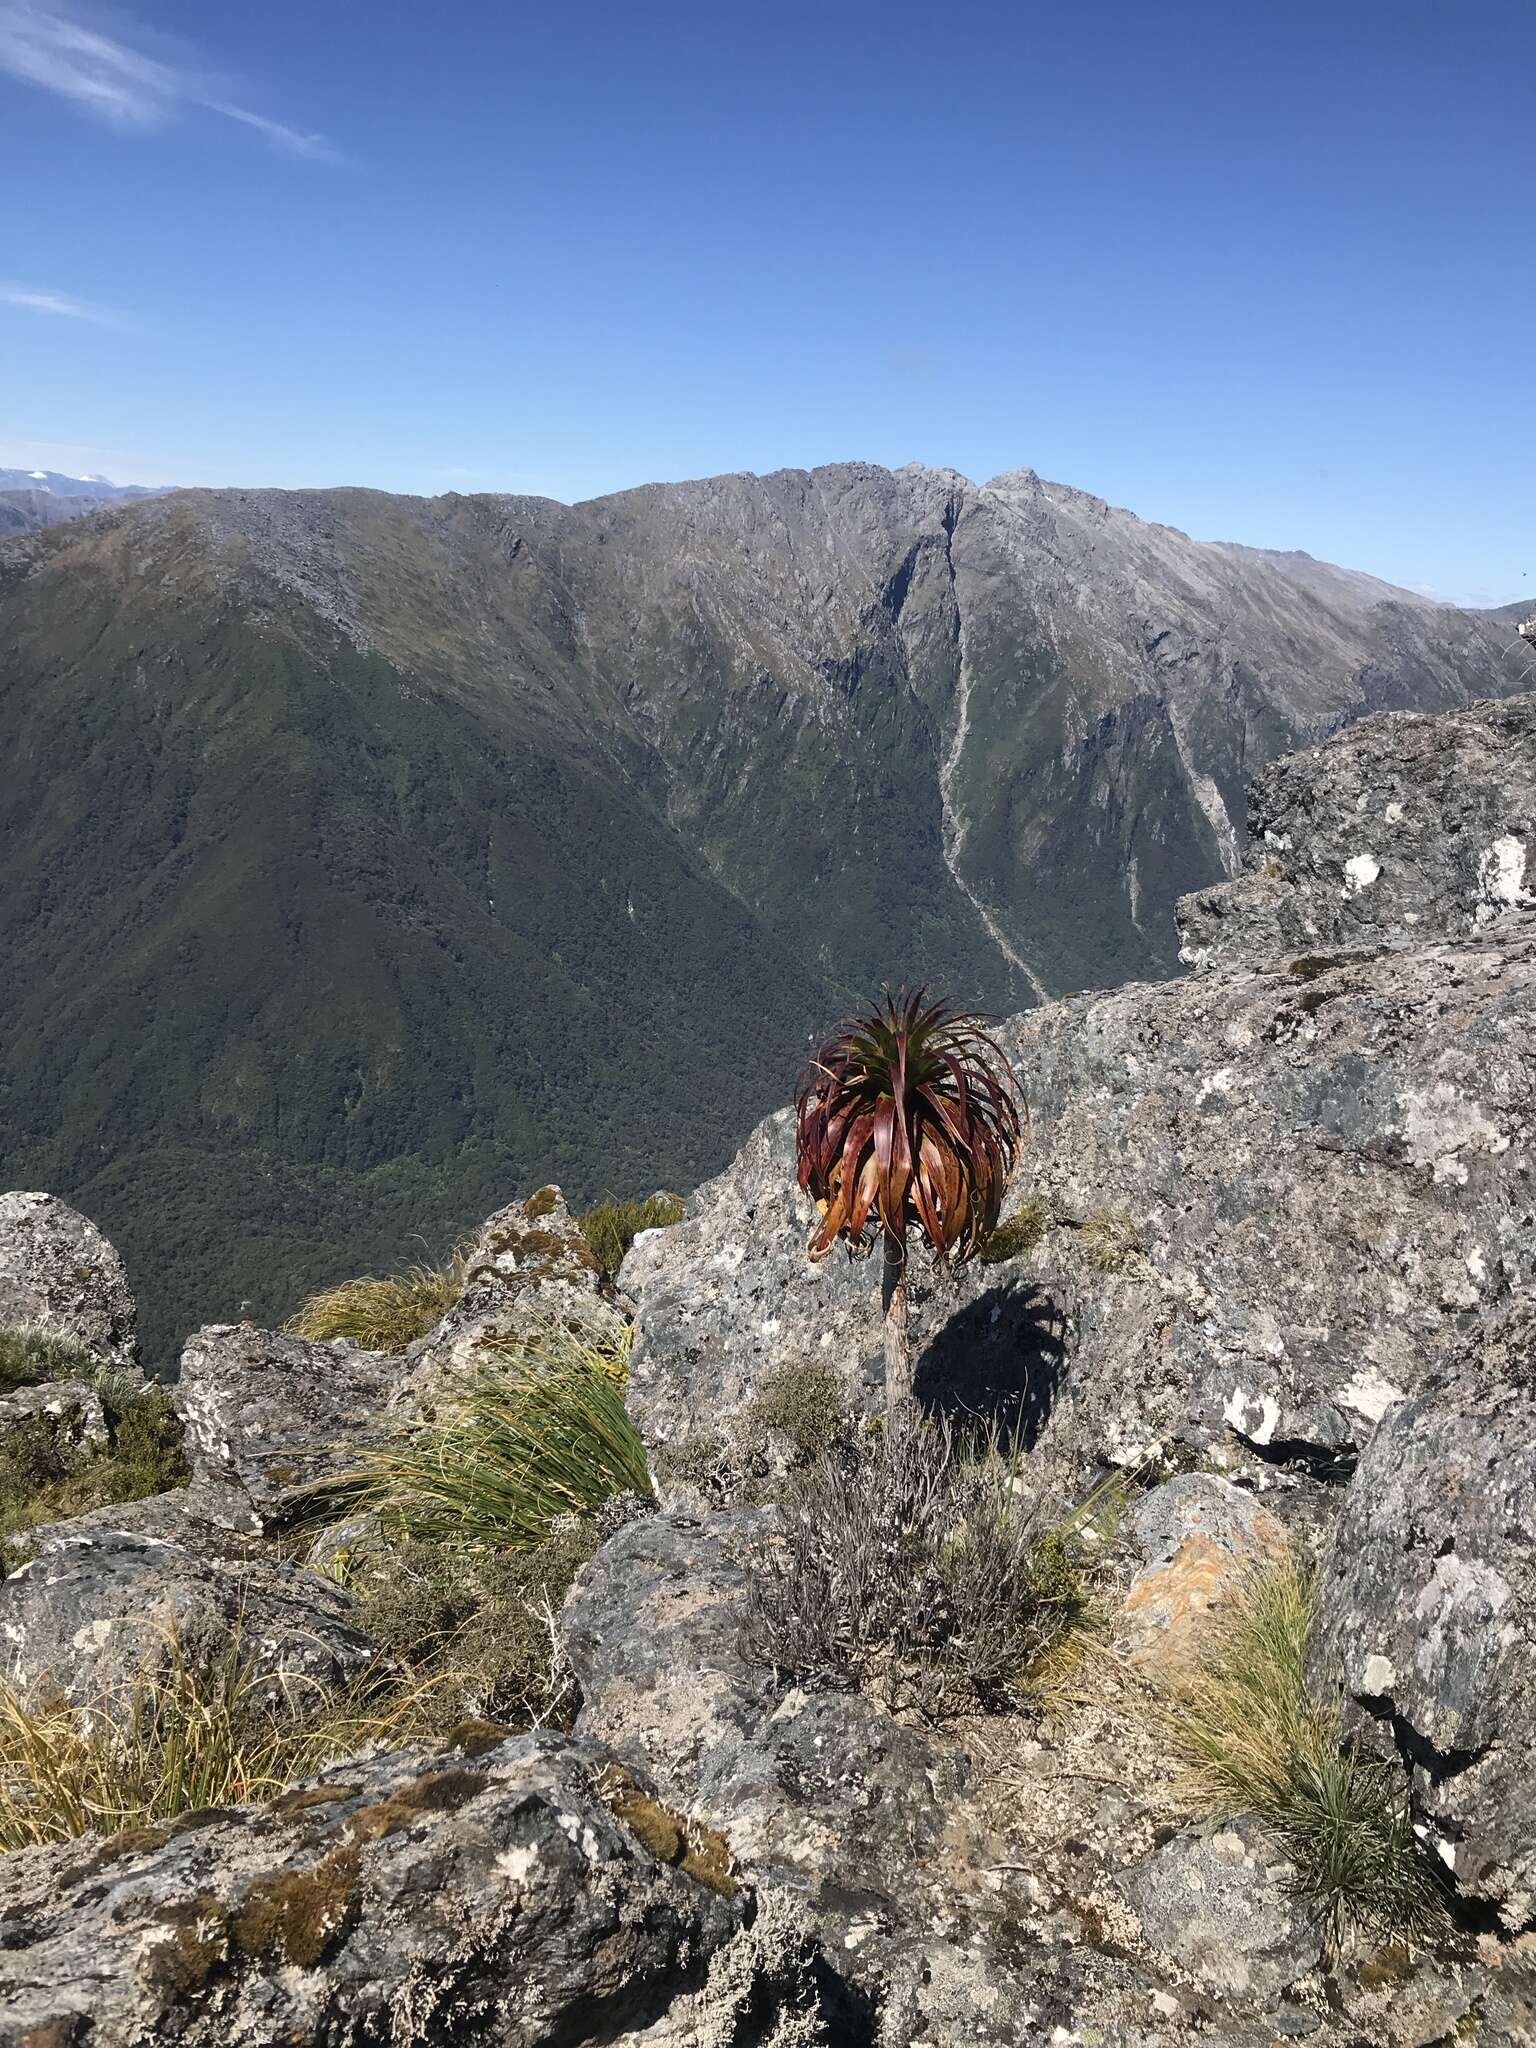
0 281 134 327
0 2 337 158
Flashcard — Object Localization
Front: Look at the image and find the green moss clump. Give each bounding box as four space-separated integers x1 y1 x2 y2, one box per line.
746 1359 847 1466
522 1185 561 1221
979 1196 1051 1263
229 1845 361 1966
597 1763 737 1897
1080 1206 1143 1273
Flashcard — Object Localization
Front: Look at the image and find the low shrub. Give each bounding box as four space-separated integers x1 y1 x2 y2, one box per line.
347 1522 596 1730
979 1196 1051 1263
348 1328 651 1548
1159 1553 1445 1944
744 1358 848 1466
0 1382 190 1553
286 1250 467 1352
578 1193 686 1281
743 1417 1093 1720
0 1635 447 1851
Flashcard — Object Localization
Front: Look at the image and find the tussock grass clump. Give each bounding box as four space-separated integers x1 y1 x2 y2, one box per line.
286 1249 468 1353
0 1638 447 1851
1161 1554 1444 1944
980 1196 1051 1264
578 1194 686 1281
0 1327 104 1395
349 1328 651 1548
745 1417 1095 1720
1080 1205 1143 1273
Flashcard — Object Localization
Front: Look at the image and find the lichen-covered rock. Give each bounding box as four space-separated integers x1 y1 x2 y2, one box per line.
996 915 1536 1485
1117 1815 1324 2002
0 1375 109 1460
399 1184 628 1417
1310 1295 1536 1930
0 1528 375 1717
0 1731 744 2047
176 1324 405 1535
0 1190 138 1372
1121 1473 1287 1674
1177 692 1536 973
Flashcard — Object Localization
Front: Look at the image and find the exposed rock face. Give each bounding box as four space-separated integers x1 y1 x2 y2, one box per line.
400 1185 628 1419
0 1731 745 2047
1311 1297 1536 1929
0 1376 109 1459
176 1323 404 1534
0 1191 138 1373
627 925 1536 1488
0 1529 375 1717
1177 691 1536 972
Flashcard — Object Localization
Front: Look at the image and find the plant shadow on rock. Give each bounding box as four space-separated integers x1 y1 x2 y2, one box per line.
913 1282 1067 1449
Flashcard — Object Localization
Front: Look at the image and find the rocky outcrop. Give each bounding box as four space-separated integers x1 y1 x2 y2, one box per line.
1177 691 1536 972
399 1186 627 1419
1311 1296 1536 1930
1117 1816 1323 2003
0 1191 138 1373
0 1528 376 1718
0 1731 749 2047
176 1324 405 1534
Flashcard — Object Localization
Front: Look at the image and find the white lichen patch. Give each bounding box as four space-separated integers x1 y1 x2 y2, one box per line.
1337 1366 1405 1424
1223 1385 1280 1445
1342 852 1381 895
1196 1067 1235 1103
495 1843 541 1883
1399 1084 1508 1183
1361 1653 1397 1694
1475 834 1533 925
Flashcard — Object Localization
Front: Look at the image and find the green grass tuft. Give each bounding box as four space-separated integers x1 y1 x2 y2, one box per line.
1160 1553 1445 1945
0 1634 450 1852
0 1326 106 1396
285 1250 467 1353
578 1194 686 1281
347 1327 651 1548
1080 1205 1143 1272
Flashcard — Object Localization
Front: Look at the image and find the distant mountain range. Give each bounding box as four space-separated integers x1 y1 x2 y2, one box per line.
0 470 175 536
0 463 1526 1361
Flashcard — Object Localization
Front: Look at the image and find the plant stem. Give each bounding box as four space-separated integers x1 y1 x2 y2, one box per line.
881 1232 911 1424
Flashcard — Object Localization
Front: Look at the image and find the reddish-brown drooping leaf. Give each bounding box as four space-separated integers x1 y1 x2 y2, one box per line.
794 990 1022 1266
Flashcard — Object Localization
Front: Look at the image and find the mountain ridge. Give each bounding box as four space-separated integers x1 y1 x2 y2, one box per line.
0 461 1526 1357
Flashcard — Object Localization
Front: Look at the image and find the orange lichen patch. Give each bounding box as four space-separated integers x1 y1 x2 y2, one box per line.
1122 1515 1287 1678
596 1763 738 1899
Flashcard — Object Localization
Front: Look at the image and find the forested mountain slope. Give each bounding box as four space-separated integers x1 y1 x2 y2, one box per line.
0 463 1522 1357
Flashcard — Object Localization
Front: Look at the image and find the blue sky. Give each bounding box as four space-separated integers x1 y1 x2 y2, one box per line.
1 0 1531 605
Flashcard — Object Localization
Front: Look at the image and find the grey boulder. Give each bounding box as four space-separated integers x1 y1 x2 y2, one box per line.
1310 1294 1536 1929
400 1184 627 1418
0 1190 138 1372
1176 690 1536 973
0 1528 376 1717
176 1323 405 1535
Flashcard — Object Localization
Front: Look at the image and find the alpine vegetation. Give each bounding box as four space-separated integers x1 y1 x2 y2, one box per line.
794 990 1021 1419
